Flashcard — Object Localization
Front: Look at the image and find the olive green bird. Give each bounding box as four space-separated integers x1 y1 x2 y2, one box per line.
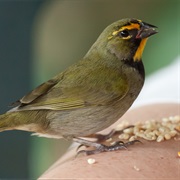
0 18 157 154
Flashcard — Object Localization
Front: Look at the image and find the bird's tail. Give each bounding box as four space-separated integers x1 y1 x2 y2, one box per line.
0 112 18 132
0 110 47 133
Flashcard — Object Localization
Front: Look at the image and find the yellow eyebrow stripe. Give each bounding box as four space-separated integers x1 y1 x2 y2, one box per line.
119 23 140 31
108 22 141 40
110 23 141 37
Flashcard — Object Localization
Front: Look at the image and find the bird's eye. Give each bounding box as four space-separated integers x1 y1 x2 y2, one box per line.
120 30 129 38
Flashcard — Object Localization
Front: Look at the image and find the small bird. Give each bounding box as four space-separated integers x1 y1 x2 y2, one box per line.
0 18 157 154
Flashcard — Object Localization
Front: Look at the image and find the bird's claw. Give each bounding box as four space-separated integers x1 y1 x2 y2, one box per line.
75 138 141 156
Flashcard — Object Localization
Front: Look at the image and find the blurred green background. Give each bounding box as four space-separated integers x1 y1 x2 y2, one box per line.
0 0 179 178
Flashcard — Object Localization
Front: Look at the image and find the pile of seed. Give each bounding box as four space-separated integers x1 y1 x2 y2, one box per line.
115 115 180 142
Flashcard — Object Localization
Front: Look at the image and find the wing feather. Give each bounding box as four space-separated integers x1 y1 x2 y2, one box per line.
11 61 129 112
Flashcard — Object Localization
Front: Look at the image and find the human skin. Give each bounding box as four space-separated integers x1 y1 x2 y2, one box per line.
39 103 180 179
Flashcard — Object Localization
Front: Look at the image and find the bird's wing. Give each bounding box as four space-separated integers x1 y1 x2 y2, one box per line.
11 65 129 111
20 79 58 104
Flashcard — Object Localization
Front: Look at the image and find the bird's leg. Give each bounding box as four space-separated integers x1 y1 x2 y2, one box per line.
74 125 141 155
85 125 134 142
73 137 140 156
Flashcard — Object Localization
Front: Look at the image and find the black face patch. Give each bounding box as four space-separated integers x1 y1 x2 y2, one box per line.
123 59 145 79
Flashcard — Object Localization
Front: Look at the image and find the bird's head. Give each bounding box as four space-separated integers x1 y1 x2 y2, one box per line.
92 18 158 62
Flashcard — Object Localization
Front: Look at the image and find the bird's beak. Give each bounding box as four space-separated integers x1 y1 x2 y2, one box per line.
136 23 158 39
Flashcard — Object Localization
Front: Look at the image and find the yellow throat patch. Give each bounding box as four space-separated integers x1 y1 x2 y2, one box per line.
133 38 147 62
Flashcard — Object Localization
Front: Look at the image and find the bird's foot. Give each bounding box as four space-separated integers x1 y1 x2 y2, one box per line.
74 137 140 156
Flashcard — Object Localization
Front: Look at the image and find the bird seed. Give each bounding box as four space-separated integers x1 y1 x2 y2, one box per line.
117 115 180 142
87 158 96 164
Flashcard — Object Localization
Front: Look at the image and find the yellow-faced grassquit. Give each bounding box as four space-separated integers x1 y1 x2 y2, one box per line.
0 18 157 155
